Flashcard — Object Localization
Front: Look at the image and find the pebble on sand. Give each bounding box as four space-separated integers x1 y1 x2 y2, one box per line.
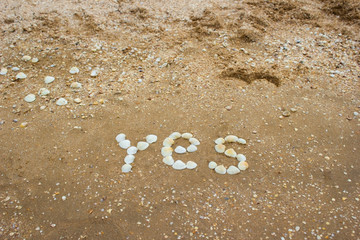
16 72 27 80
24 94 36 103
116 133 126 143
38 88 50 96
227 166 240 175
69 67 80 74
175 146 186 154
56 98 68 106
146 134 157 144
208 161 217 169
137 141 149 151
0 68 7 75
121 164 132 173
119 140 131 149
215 165 227 174
44 76 55 84
163 156 174 166
238 161 249 170
172 160 187 170
70 82 82 89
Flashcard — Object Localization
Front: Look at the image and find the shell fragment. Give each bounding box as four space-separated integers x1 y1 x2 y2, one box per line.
189 138 200 146
169 132 181 139
182 133 193 139
236 154 246 162
225 135 238 143
163 137 174 147
214 138 225 145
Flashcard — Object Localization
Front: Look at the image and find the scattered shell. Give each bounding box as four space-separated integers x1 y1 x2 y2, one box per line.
12 67 20 71
74 98 82 104
121 164 132 173
20 122 28 128
236 154 246 162
127 146 138 155
0 68 7 75
169 132 181 139
38 88 50 96
225 148 237 158
119 140 131 149
161 147 173 157
22 55 31 61
163 137 174 147
237 138 247 145
24 94 36 103
31 58 39 63
189 138 200 146
56 98 68 106
90 70 98 77
44 76 55 84
172 160 186 170
215 144 226 153
187 144 197 153
182 133 193 139
124 155 135 164
146 134 157 144
137 141 149 151
70 82 82 89
16 72 27 80
208 161 217 169
215 165 227 174
282 111 290 117
214 138 225 144
116 133 126 143
174 146 186 154
225 135 238 143
69 67 79 74
186 161 197 169
238 161 249 170
227 166 240 175
163 156 174 166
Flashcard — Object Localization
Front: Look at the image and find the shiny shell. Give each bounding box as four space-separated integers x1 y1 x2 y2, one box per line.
119 140 131 149
56 98 68 106
163 137 174 147
137 141 149 151
215 165 227 174
187 144 197 153
24 94 36 103
161 147 173 157
215 144 226 153
163 156 174 166
225 135 238 143
116 133 126 143
227 166 240 175
189 138 200 146
169 132 181 139
238 161 249 170
127 146 138 155
44 76 55 84
208 161 217 169
186 161 197 169
225 148 237 158
182 133 193 139
16 72 27 80
124 155 135 164
146 134 157 144
214 138 225 144
174 146 186 154
236 154 246 162
237 138 247 144
172 160 187 170
121 164 132 173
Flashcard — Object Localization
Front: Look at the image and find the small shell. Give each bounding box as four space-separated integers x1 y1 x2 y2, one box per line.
236 154 246 162
186 161 197 169
208 161 217 169
225 135 238 143
69 67 79 74
16 72 27 80
215 144 226 153
44 76 55 84
238 161 249 170
137 141 149 151
189 138 200 146
163 137 174 147
38 88 50 96
0 68 8 75
124 155 135 164
121 164 132 173
161 147 173 157
56 98 68 106
163 156 174 166
169 132 181 139
174 146 186 154
24 94 36 103
237 138 247 145
187 145 197 153
127 146 138 155
90 70 98 77
146 134 157 144
70 82 82 89
215 165 227 174
116 133 126 143
227 166 240 175
225 148 237 158
214 138 225 145
119 140 131 149
182 133 193 139
172 160 187 170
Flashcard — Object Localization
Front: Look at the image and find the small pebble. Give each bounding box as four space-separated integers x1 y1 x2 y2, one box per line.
146 134 157 144
282 111 291 117
56 98 68 106
124 155 135 164
119 140 131 149
44 76 55 84
172 160 186 170
16 72 27 80
31 58 39 63
122 164 132 173
90 70 98 77
163 156 174 166
175 146 186 154
116 133 126 143
290 108 297 112
0 68 7 75
61 196 67 201
22 55 31 61
38 88 50 96
169 132 181 139
137 141 149 151
24 94 36 103
186 161 197 169
70 82 82 89
208 161 217 169
182 133 193 139
187 144 197 153
74 98 82 104
215 165 227 174
20 122 28 128
69 67 79 74
12 67 20 71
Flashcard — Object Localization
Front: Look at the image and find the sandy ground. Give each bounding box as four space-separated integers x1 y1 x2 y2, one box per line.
0 0 359 239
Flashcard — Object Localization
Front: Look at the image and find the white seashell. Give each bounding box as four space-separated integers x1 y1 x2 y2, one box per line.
119 140 131 149
69 67 79 74
215 144 226 153
169 132 181 139
121 164 132 173
22 55 31 61
182 133 193 139
16 72 27 80
174 146 186 154
186 161 197 169
146 134 157 144
208 161 217 169
225 135 238 143
227 166 240 175
237 138 247 144
161 147 173 157
44 76 55 84
172 160 186 170
187 144 197 153
163 156 174 166
189 138 200 146
225 148 237 158
38 88 50 96
31 58 39 63
12 67 20 71
163 137 174 147
214 138 225 144
137 141 149 151
236 154 246 162
127 146 138 155
238 161 249 170
70 82 82 89
90 70 98 77
0 68 8 75
56 98 68 106
24 94 36 103
215 165 227 174
115 133 126 143
124 155 135 164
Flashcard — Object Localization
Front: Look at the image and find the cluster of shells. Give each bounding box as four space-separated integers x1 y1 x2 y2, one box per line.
116 133 158 173
161 132 200 170
210 135 249 175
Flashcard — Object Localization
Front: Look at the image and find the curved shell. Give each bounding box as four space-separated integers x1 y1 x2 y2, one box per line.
163 156 174 166
215 144 226 153
227 166 240 175
182 133 193 139
208 161 217 169
137 141 149 151
225 148 237 158
237 138 247 145
124 155 135 164
214 138 225 145
161 147 173 157
187 145 197 153
172 160 186 170
215 165 227 174
238 161 249 170
121 164 132 173
175 146 186 154
169 132 181 139
119 140 131 149
189 138 200 146
146 134 157 144
186 161 197 169
116 133 126 143
127 146 138 155
236 154 246 162
163 137 174 147
225 135 238 143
